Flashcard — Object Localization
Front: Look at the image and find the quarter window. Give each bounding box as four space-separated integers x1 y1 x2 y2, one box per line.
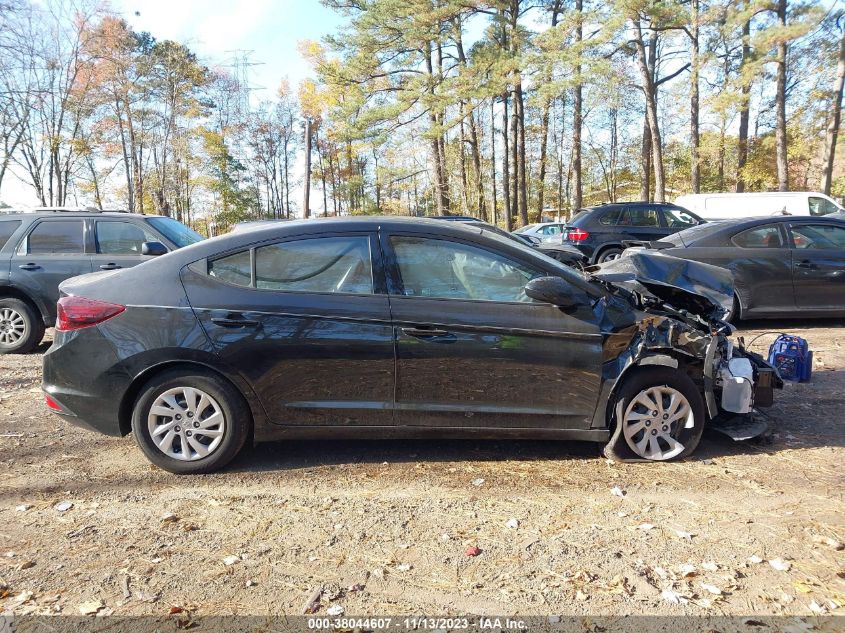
27 220 84 254
790 224 845 250
96 221 158 255
255 236 373 294
390 236 541 302
599 209 624 225
0 220 21 249
209 250 252 287
731 225 783 248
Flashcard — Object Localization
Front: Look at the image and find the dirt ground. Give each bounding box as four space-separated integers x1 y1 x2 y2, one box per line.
0 320 843 620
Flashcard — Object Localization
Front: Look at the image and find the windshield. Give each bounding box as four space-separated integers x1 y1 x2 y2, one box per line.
147 217 204 248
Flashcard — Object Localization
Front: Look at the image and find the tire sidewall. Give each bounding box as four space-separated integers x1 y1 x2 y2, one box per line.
0 298 44 354
605 366 705 462
131 370 251 474
597 247 623 264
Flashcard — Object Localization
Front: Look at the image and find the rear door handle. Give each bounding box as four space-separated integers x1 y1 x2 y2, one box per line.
401 327 451 338
18 263 40 271
99 263 122 270
795 260 816 269
211 317 260 328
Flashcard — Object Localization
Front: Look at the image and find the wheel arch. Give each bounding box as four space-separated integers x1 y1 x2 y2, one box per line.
0 285 48 324
118 360 262 439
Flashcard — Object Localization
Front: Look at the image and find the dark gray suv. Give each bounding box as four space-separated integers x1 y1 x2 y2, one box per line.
0 210 203 353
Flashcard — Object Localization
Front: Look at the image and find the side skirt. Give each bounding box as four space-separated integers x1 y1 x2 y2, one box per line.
253 425 610 443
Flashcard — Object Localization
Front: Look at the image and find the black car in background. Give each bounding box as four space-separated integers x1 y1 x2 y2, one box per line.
0 210 204 353
42 216 779 473
558 202 704 264
637 215 845 321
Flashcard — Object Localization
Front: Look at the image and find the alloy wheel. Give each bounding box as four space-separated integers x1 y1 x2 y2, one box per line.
0 308 27 346
147 386 226 461
622 385 693 460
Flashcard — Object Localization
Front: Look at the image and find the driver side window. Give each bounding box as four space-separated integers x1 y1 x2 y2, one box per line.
390 236 541 303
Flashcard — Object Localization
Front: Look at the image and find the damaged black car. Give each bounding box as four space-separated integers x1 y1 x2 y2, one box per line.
42 217 781 474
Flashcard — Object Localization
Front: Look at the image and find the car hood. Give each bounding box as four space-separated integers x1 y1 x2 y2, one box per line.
588 250 733 322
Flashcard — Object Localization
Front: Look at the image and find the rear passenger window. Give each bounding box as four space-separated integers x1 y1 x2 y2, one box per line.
731 225 783 248
623 209 660 226
209 250 252 287
0 220 21 249
255 236 373 294
27 220 84 254
600 209 623 225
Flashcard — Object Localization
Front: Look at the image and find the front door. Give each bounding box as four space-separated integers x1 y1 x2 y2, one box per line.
183 231 395 426
90 219 162 272
9 218 92 321
382 232 603 430
788 222 845 311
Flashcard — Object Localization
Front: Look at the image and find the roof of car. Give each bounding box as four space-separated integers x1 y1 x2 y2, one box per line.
0 210 163 219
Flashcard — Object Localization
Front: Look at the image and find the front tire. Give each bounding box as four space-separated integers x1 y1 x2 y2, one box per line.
604 367 705 462
0 298 44 354
131 369 252 474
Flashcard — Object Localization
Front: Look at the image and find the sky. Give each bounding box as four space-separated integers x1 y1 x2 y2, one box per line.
1 0 343 207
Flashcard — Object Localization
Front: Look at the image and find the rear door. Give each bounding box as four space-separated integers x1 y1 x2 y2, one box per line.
182 231 395 426
90 219 163 271
382 231 603 430
9 218 91 321
788 222 845 311
621 206 666 242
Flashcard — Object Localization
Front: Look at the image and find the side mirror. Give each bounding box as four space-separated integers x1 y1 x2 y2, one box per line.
141 241 168 256
524 276 584 309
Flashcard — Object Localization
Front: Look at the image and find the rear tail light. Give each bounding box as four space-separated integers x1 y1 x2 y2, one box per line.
567 228 590 242
56 296 125 331
45 394 62 411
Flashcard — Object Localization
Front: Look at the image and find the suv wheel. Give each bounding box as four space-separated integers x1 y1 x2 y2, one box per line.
604 367 705 462
0 298 45 354
596 247 623 263
131 368 252 474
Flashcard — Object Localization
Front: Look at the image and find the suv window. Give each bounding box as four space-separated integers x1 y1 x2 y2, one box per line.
146 217 204 248
622 208 660 227
255 236 373 294
663 208 699 229
0 220 21 249
790 224 845 250
731 225 784 248
390 236 541 302
808 197 840 216
27 220 84 254
96 221 158 255
599 209 624 225
540 224 565 235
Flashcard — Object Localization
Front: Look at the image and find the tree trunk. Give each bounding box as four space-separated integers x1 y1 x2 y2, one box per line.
634 21 666 202
516 79 528 227
821 25 845 195
490 98 498 225
690 0 700 193
502 94 512 232
572 0 583 211
468 108 486 221
510 87 519 224
425 41 449 215
303 117 312 218
775 0 789 192
538 97 550 218
640 119 651 201
736 18 752 192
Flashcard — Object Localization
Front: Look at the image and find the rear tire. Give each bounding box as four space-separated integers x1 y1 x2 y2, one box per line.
604 367 705 462
0 298 44 354
131 368 252 474
723 294 741 323
596 247 623 264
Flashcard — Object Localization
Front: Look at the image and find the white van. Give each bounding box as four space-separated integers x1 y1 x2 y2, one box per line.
674 191 844 220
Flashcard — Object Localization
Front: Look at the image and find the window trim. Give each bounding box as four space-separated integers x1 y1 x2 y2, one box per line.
383 232 547 305
205 232 382 297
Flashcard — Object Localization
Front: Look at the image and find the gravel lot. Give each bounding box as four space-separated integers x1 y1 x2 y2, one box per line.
0 321 843 620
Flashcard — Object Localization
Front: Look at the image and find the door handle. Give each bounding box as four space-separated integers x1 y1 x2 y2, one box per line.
99 263 122 270
18 263 40 271
795 260 817 269
210 317 260 328
401 326 451 338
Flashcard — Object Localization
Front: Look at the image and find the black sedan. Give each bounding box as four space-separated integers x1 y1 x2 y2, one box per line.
42 217 779 473
638 216 845 320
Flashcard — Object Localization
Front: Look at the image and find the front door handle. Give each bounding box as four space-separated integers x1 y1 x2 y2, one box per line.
401 327 451 338
211 317 260 328
795 260 817 269
18 263 40 271
99 263 122 270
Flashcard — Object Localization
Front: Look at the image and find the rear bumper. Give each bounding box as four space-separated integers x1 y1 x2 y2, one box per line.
42 327 131 437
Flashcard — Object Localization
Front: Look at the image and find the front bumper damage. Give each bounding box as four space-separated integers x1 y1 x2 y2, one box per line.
591 250 782 439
